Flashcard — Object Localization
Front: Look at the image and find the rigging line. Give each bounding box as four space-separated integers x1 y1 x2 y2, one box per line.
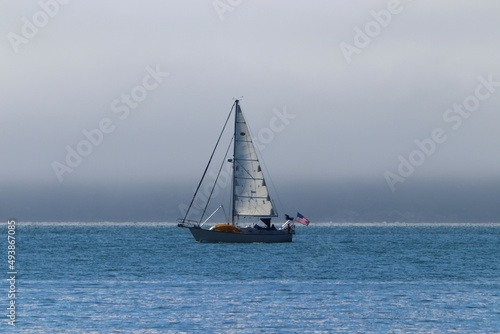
181 101 236 223
221 157 230 222
234 159 256 180
257 149 284 217
199 136 234 224
221 205 229 223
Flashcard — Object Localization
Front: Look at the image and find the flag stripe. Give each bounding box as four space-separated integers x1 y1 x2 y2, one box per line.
295 212 310 226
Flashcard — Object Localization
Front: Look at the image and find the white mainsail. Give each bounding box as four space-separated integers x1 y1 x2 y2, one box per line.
232 101 277 217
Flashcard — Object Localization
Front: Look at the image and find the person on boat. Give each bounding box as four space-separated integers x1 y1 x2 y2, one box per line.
260 218 272 230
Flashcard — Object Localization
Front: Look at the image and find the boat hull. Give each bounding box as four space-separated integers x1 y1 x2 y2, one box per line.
188 226 293 243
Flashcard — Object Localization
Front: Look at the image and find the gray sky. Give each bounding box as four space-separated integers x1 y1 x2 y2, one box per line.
1 1 500 221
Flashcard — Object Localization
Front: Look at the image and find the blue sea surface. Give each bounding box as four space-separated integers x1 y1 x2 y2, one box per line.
2 222 500 333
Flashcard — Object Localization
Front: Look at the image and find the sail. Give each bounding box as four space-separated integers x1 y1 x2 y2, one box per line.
232 101 277 217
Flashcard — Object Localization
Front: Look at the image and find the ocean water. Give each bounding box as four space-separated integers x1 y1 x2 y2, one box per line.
2 222 500 333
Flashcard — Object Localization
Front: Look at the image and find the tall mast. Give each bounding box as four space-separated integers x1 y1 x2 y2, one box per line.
231 99 239 225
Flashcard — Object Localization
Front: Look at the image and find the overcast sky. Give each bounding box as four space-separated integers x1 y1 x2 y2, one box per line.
1 1 499 221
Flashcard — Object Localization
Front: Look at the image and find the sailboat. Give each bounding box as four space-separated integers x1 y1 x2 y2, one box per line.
177 100 296 243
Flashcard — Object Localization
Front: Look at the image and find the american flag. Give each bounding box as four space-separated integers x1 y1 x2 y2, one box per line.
295 212 310 226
